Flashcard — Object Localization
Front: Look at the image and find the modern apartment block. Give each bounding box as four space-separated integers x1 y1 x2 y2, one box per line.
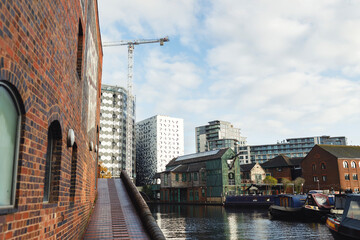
99 84 136 179
238 136 347 164
195 120 247 153
136 115 184 186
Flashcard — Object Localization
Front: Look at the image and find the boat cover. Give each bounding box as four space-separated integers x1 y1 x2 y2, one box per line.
274 194 306 208
341 194 360 231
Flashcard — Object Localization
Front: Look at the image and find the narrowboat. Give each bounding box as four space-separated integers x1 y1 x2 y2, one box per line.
302 192 332 222
268 194 307 220
326 194 360 240
329 194 347 216
224 195 275 208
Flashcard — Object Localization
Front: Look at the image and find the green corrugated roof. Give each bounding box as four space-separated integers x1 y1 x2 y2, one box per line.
318 144 360 158
166 148 230 167
167 162 206 173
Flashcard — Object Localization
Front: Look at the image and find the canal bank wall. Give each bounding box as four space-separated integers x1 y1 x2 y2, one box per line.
121 171 166 240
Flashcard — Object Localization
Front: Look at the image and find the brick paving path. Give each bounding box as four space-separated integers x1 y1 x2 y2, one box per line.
83 179 150 240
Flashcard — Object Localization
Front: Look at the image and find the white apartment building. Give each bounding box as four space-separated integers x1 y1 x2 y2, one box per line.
98 84 136 179
136 115 184 186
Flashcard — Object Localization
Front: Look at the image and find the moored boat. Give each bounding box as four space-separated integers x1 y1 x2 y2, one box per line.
224 195 275 208
268 194 307 220
329 194 347 216
326 194 360 240
302 192 332 222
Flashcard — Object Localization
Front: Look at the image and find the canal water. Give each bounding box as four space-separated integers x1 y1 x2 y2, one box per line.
149 204 334 240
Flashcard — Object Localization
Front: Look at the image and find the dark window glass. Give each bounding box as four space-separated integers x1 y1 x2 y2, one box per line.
70 145 78 201
43 130 53 202
321 163 326 170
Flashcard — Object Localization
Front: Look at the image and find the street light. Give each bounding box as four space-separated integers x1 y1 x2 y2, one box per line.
316 179 320 190
234 141 239 154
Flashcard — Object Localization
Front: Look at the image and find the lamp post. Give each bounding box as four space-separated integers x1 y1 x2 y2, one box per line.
316 179 320 190
234 141 239 154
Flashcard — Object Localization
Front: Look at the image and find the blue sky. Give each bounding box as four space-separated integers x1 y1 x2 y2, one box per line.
98 0 360 154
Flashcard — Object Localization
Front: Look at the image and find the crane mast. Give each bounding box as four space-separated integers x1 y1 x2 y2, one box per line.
103 37 169 179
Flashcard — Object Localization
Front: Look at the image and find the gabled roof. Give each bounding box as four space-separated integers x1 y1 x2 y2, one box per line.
289 157 303 166
261 155 304 168
240 163 256 172
261 155 290 168
166 148 230 167
168 162 206 173
317 145 360 158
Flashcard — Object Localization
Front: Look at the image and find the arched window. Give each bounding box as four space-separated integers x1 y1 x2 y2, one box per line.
343 161 349 169
0 82 23 208
351 161 356 168
321 163 326 170
43 121 62 203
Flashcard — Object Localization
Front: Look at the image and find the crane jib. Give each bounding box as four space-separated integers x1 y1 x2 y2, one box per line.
103 37 169 47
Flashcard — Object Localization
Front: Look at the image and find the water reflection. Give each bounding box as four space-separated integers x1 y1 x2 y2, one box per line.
149 204 334 240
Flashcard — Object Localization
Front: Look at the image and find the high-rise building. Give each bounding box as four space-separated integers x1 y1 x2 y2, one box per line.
195 120 246 153
136 115 184 186
99 84 136 179
238 135 347 164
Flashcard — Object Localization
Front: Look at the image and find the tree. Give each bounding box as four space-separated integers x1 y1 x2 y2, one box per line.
263 176 278 194
294 177 305 194
281 178 292 193
98 162 112 178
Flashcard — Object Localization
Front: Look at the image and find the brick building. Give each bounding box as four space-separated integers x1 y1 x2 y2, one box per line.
261 155 303 182
0 0 102 239
302 145 360 193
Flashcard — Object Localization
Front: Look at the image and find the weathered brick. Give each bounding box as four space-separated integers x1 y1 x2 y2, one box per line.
0 0 102 239
5 231 12 239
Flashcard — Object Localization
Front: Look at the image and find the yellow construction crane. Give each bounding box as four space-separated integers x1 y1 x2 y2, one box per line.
102 36 169 178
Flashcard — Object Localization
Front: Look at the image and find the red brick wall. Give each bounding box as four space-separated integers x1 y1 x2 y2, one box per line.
266 167 292 182
0 0 102 239
301 145 340 192
337 158 360 192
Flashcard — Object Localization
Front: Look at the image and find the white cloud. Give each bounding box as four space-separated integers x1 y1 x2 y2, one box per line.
99 0 201 46
98 0 360 152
